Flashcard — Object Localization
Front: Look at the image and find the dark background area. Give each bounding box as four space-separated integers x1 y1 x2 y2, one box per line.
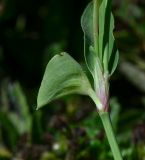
0 0 145 159
0 0 88 87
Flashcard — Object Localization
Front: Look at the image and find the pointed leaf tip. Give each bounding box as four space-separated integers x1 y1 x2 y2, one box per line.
37 52 93 110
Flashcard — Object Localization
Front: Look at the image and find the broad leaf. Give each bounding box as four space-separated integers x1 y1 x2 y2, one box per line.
37 53 93 109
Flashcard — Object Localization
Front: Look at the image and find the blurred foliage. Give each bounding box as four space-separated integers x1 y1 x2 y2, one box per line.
0 0 145 159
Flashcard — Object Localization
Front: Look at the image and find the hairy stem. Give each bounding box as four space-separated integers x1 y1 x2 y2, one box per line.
99 112 123 160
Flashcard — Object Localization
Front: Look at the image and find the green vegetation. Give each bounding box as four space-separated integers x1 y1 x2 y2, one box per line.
37 0 122 159
0 0 145 159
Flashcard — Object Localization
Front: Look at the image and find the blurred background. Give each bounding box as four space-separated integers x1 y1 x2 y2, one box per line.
0 0 145 159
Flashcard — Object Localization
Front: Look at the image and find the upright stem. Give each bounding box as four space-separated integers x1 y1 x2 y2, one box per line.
93 1 122 159
99 112 123 160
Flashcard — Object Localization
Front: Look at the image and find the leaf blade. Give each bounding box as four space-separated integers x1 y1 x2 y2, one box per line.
37 53 93 109
81 0 119 76
81 2 94 45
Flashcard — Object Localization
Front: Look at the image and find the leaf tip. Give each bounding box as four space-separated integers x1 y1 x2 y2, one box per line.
36 100 47 110
58 52 66 56
36 104 40 110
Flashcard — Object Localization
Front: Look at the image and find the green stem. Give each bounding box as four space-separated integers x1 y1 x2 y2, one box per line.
99 112 123 160
89 89 103 111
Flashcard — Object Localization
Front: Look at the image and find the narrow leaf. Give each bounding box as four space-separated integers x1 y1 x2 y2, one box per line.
81 0 119 75
99 0 119 74
109 47 119 75
81 2 93 45
81 1 102 47
99 0 112 61
81 3 99 77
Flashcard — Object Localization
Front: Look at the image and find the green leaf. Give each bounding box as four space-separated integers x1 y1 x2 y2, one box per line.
8 82 32 133
81 3 101 77
81 2 93 45
108 49 119 75
81 0 119 75
81 1 102 46
37 52 94 109
0 111 19 149
99 0 119 74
